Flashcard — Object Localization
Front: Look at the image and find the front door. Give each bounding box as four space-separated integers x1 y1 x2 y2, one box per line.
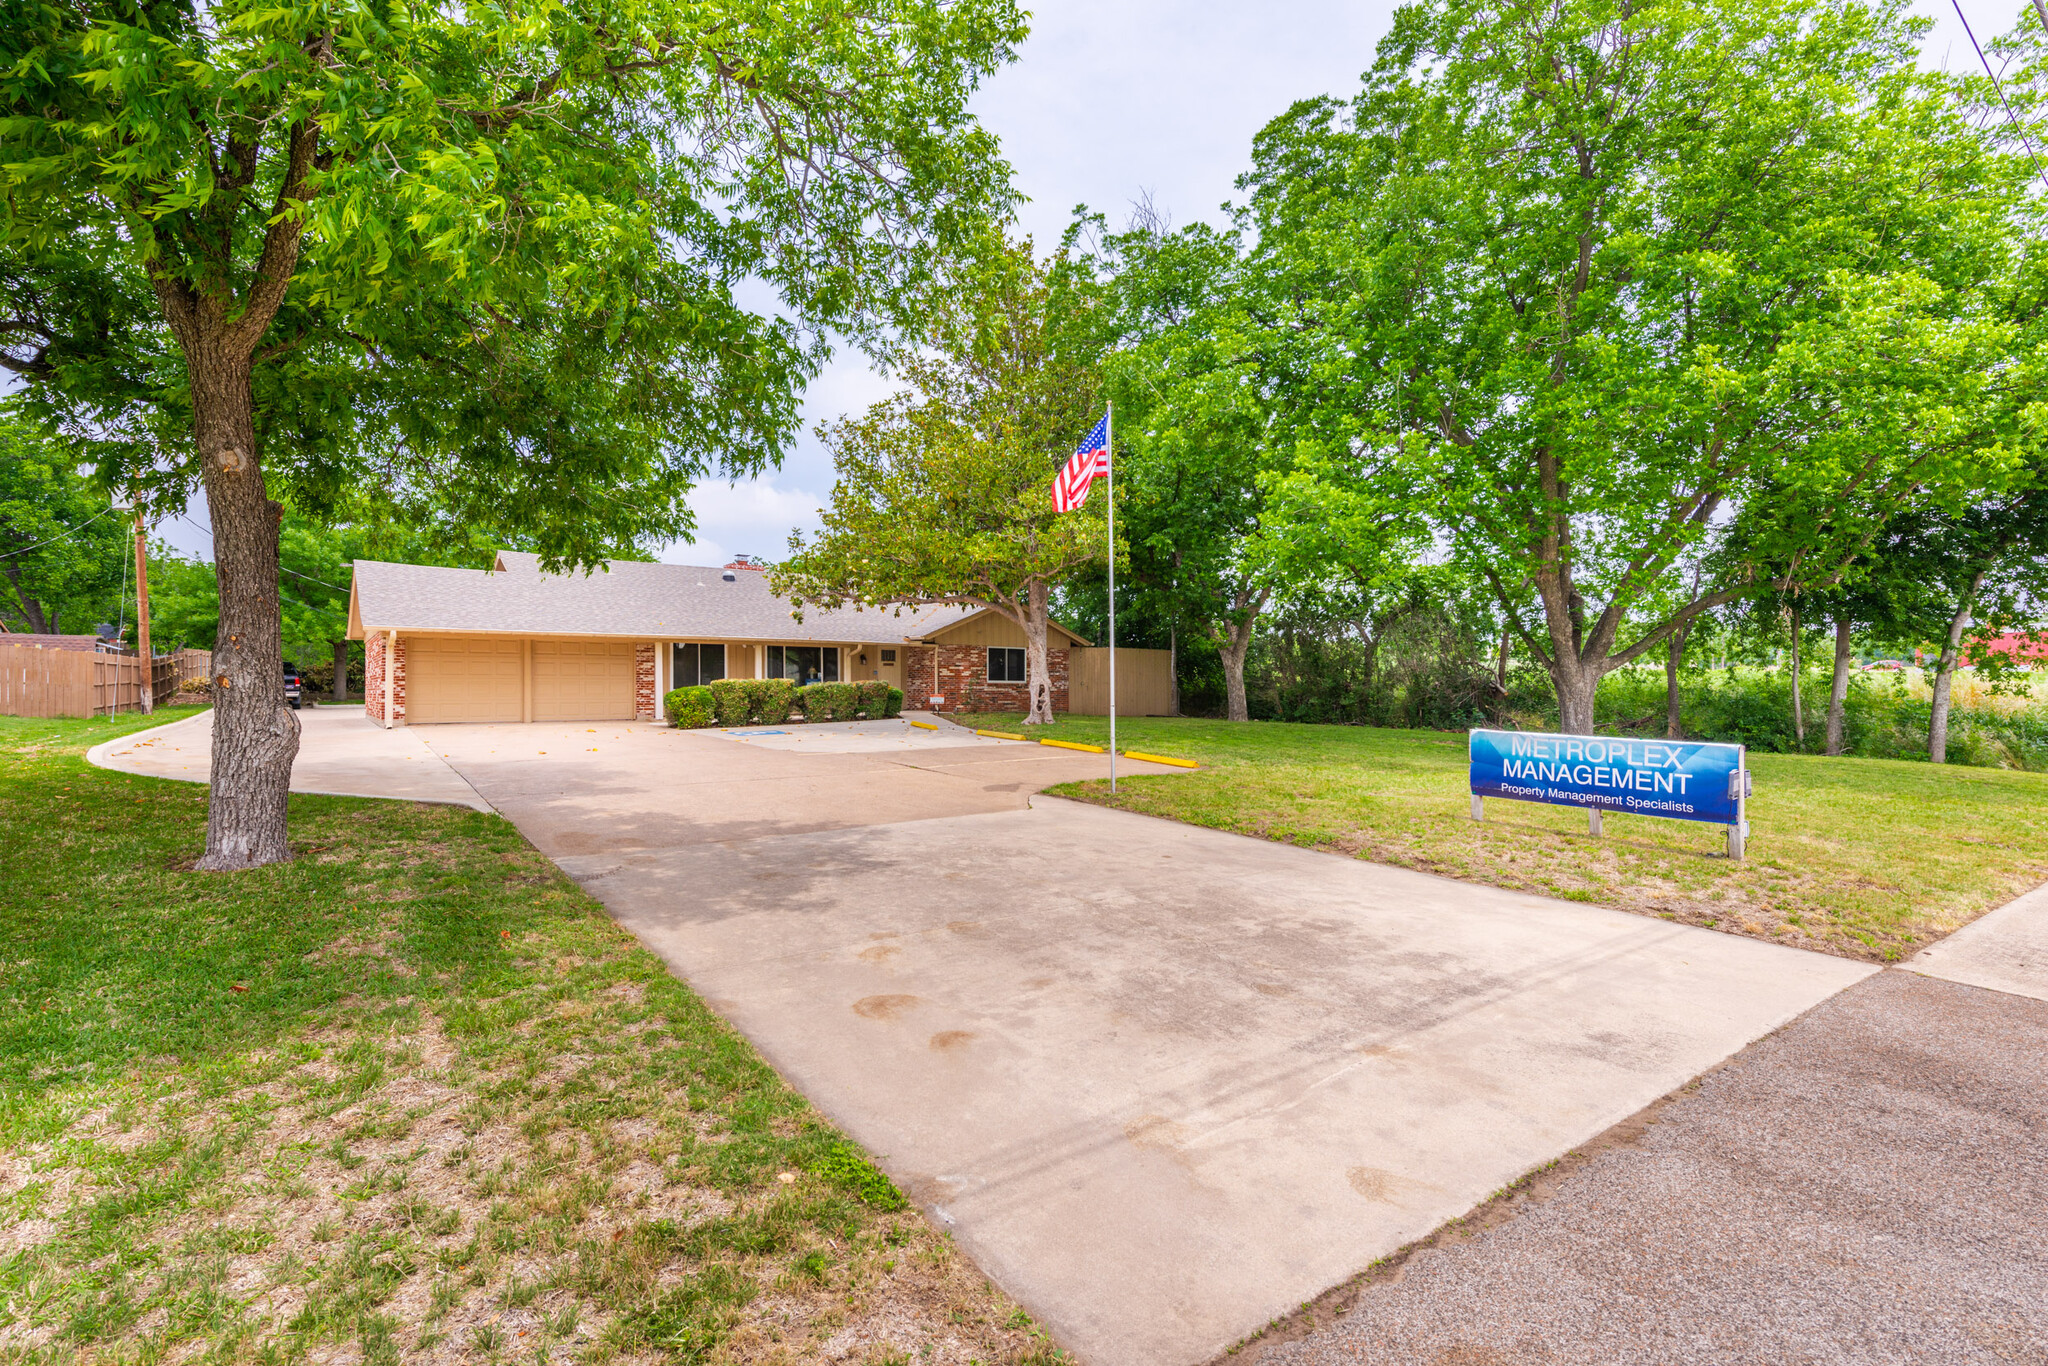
874 647 903 688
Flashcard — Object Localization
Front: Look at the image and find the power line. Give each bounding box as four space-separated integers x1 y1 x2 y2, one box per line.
0 504 121 559
174 513 349 592
1952 0 2048 191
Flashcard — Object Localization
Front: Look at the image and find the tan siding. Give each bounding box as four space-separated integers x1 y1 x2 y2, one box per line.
928 614 1087 649
532 639 635 721
405 635 523 724
1068 647 1174 716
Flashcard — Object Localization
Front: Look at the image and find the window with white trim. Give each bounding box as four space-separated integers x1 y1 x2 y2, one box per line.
988 646 1025 683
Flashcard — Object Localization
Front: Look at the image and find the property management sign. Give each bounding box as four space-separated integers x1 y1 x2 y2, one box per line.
1468 729 1745 826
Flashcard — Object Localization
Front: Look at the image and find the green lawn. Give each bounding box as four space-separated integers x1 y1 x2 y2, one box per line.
959 713 2048 962
0 711 1059 1365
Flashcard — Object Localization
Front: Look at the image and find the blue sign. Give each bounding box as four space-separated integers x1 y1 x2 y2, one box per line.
1469 728 1745 826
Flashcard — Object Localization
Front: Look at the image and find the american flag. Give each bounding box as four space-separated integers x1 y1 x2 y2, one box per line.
1053 414 1110 512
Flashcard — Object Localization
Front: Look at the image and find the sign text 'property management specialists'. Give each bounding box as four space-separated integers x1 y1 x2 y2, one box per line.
1468 728 1745 826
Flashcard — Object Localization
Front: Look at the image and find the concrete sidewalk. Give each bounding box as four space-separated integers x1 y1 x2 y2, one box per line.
424 723 1876 1366
1909 879 2048 1004
87 707 493 810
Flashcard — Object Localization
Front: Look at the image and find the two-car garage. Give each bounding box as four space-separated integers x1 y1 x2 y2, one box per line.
402 636 636 725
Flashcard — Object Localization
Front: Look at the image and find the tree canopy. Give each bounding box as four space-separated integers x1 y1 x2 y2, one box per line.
2 0 1024 866
774 240 1106 724
1241 0 2042 732
0 415 129 636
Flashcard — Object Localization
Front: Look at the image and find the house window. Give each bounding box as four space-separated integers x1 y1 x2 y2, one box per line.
880 649 896 664
673 643 726 688
766 645 839 683
989 646 1026 683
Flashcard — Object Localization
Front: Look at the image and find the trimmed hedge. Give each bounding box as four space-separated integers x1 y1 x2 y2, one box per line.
664 685 715 729
799 681 857 723
853 679 892 718
707 678 797 726
697 677 907 725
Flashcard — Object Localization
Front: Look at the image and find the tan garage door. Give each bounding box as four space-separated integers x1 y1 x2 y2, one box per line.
532 640 635 721
406 636 523 724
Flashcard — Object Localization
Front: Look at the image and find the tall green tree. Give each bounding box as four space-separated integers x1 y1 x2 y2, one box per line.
1 0 1022 866
774 240 1105 724
1246 0 2039 733
1105 223 1304 722
0 416 128 635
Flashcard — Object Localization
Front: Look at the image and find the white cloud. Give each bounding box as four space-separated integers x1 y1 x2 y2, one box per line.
661 479 826 567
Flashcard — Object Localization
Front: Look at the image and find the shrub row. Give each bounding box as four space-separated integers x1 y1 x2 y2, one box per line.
665 678 906 729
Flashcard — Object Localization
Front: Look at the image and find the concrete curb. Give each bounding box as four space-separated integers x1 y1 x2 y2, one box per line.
83 708 215 775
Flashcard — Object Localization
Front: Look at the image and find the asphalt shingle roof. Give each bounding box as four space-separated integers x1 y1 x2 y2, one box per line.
349 554 977 644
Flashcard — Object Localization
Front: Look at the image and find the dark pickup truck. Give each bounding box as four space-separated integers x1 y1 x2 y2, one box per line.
284 663 303 710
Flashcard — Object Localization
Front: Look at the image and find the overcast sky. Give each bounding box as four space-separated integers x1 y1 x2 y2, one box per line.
147 0 2007 566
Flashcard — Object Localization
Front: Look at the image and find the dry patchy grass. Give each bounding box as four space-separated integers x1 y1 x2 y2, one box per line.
0 711 1063 1366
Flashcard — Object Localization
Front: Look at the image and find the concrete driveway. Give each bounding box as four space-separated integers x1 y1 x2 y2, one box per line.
88 705 492 809
408 718 1876 1366
92 710 1905 1363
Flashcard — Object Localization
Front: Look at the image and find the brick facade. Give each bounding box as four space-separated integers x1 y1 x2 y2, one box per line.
362 634 406 724
906 643 1068 714
635 642 658 721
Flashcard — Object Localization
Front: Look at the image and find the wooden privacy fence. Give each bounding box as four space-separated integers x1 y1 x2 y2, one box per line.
1068 646 1176 716
0 645 213 718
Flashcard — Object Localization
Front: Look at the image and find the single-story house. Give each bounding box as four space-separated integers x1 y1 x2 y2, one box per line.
345 552 1094 725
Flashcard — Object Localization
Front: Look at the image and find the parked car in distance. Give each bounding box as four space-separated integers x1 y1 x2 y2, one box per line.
284 663 303 709
1861 660 1908 671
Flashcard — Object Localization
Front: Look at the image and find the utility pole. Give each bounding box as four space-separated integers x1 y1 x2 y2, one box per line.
133 504 153 714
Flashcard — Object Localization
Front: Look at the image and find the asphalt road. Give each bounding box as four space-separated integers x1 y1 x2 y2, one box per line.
1256 969 2048 1366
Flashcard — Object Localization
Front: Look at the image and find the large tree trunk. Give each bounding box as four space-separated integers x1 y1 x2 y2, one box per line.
1217 627 1251 722
1788 605 1805 747
1928 569 1987 765
1211 584 1269 723
1664 622 1690 740
1021 580 1055 726
333 638 350 704
191 350 300 869
1549 657 1602 734
1824 617 1853 756
1 566 51 633
141 117 317 870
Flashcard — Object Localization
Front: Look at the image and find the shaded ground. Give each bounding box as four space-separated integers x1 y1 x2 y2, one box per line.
956 713 2048 962
1237 970 2048 1366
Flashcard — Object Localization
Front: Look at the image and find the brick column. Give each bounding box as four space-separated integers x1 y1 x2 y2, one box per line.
635 642 658 720
363 633 382 721
362 633 406 723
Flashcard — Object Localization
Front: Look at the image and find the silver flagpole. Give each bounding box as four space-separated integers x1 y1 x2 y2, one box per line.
1107 402 1116 793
